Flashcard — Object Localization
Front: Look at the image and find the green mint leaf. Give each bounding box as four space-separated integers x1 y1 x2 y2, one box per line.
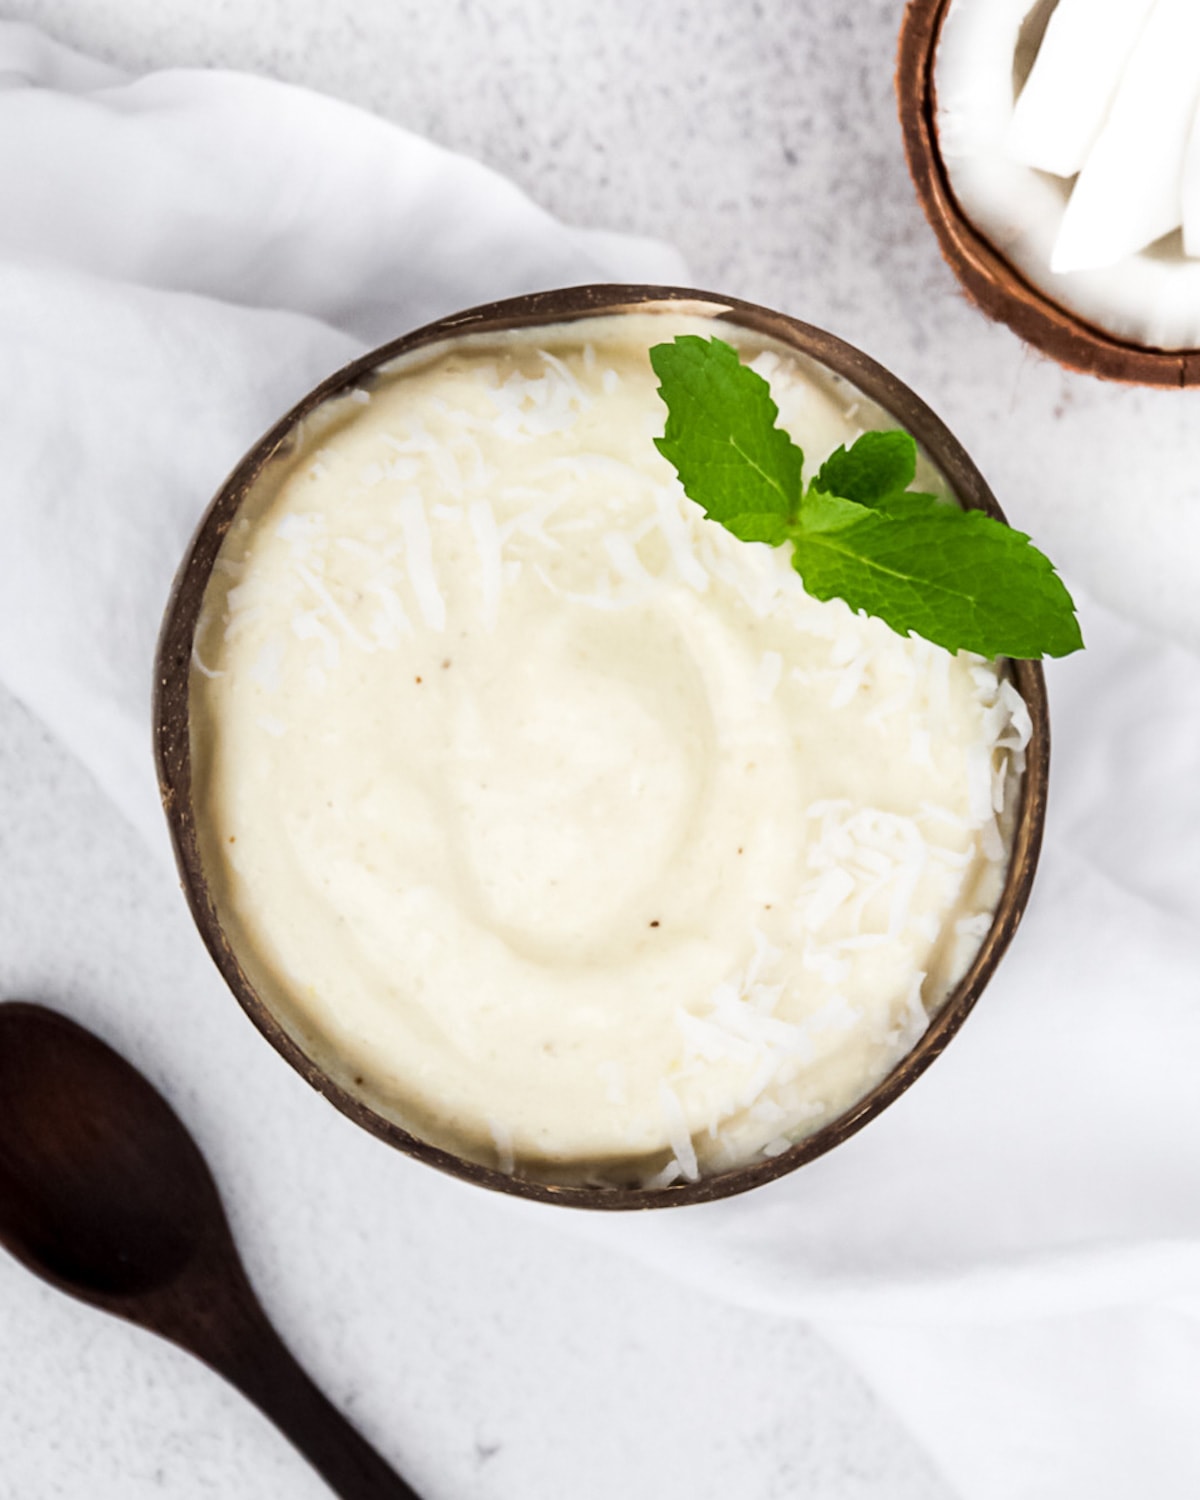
650 335 1082 660
861 491 949 520
651 336 803 528
814 430 917 507
724 513 791 545
791 491 1084 659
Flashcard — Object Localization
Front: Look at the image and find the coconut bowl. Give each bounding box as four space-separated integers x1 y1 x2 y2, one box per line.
155 283 1049 1209
897 0 1200 388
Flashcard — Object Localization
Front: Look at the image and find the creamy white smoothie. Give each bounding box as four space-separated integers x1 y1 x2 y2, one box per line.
190 313 1028 1188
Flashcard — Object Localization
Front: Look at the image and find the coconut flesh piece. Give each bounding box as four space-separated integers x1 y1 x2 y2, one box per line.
1050 0 1200 273
936 0 1200 350
1182 91 1200 256
1006 0 1157 177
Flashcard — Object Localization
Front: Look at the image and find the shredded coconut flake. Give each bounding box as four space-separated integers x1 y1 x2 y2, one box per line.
966 743 995 826
644 1158 683 1190
295 563 378 653
956 911 992 940
659 1083 700 1182
191 642 224 679
468 499 503 631
488 1119 515 1175
396 494 446 631
997 679 1032 751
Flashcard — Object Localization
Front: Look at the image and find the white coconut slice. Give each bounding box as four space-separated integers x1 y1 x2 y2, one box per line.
937 0 1033 157
935 0 1200 350
1007 0 1157 177
1181 94 1200 257
1050 0 1200 274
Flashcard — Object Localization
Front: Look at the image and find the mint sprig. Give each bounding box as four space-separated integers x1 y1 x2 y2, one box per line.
650 336 1082 660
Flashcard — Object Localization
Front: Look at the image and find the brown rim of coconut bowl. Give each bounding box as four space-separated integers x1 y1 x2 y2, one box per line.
154 283 1049 1211
897 0 1200 389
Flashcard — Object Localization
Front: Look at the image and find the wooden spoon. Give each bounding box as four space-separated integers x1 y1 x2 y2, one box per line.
0 1000 421 1498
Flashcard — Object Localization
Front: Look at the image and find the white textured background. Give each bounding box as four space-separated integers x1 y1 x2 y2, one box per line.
2 0 1197 1496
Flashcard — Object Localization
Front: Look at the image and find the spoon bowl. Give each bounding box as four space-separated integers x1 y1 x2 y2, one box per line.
0 1000 420 1499
0 1003 214 1297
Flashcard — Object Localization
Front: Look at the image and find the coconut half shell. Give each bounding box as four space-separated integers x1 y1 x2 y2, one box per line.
155 283 1050 1210
897 0 1200 387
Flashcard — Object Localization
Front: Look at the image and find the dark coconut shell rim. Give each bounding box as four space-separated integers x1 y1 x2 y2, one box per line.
154 282 1049 1210
897 0 1200 388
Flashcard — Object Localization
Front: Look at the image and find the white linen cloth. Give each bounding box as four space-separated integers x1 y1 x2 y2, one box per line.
2 21 1199 1498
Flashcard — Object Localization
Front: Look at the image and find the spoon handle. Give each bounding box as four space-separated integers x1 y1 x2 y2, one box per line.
168 1263 423 1500
224 1319 421 1499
